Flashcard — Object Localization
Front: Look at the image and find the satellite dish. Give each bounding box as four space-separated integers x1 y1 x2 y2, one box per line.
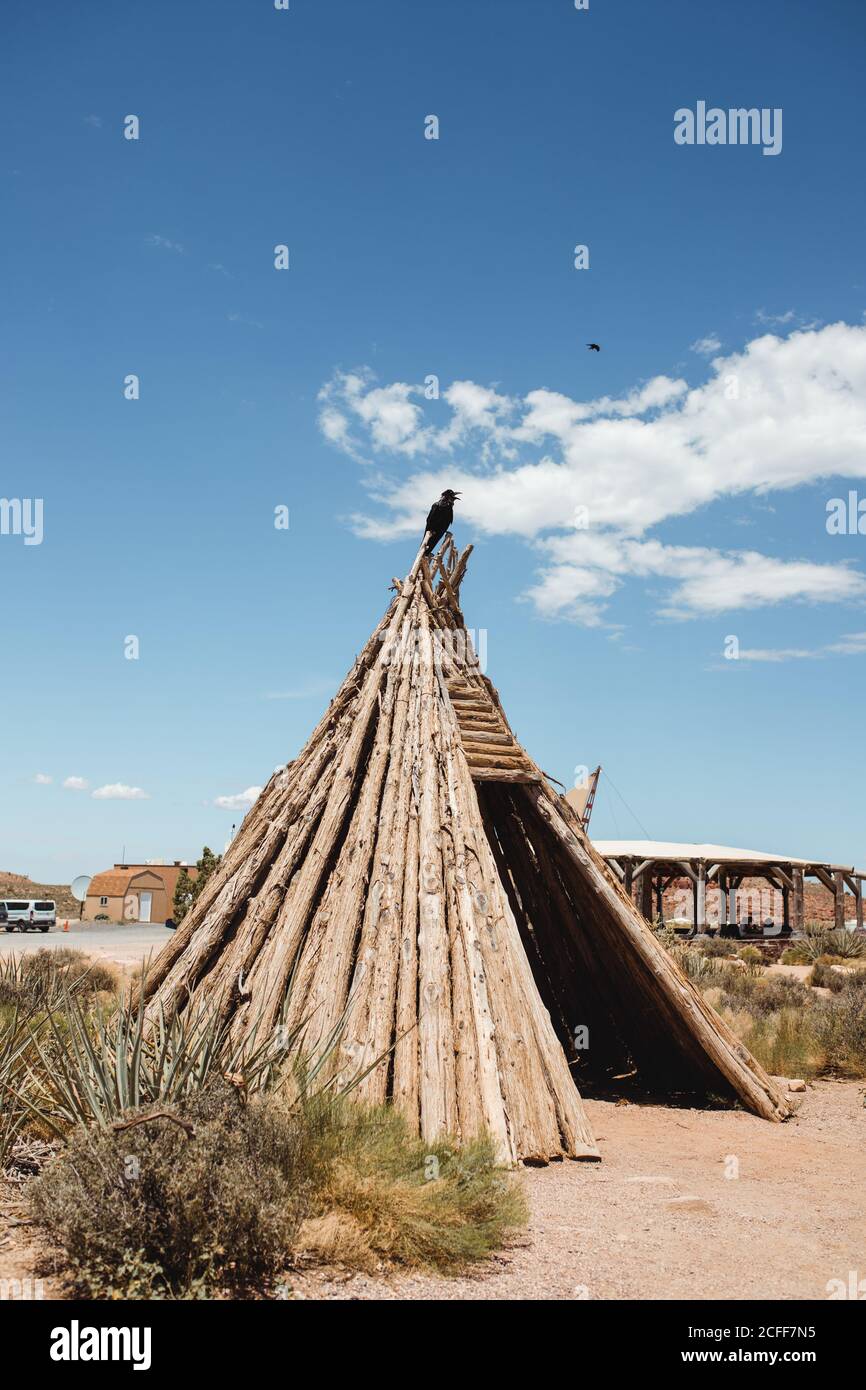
70 874 92 903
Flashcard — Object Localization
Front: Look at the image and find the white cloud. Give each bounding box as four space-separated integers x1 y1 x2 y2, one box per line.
63 776 89 791
319 321 866 624
91 783 150 800
146 234 185 254
214 786 262 811
754 308 820 331
735 631 866 663
34 772 52 785
754 308 796 326
690 333 721 356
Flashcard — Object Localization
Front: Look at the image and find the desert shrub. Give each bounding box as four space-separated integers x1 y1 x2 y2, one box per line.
652 923 680 953
713 965 762 1007
713 968 808 1021
812 991 866 1075
737 945 763 964
695 938 739 958
736 1008 822 1080
0 951 118 1011
94 913 110 921
749 975 809 1016
674 949 721 987
810 960 848 992
30 1083 309 1298
25 950 117 999
781 946 810 965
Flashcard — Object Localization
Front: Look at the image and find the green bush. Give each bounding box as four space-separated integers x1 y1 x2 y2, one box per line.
30 1082 309 1298
737 945 763 964
810 960 849 992
695 938 739 958
781 946 810 965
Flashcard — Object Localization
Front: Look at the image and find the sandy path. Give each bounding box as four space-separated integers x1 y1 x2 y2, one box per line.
285 1080 866 1301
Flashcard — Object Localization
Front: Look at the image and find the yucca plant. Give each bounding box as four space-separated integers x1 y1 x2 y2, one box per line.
800 926 866 962
673 948 720 987
11 971 381 1140
0 995 51 1168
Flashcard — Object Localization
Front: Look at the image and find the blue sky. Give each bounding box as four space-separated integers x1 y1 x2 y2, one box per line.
2 0 865 882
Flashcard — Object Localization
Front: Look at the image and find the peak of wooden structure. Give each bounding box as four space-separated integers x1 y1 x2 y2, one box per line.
142 538 790 1164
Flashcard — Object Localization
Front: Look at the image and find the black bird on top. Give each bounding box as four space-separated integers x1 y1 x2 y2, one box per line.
587 342 601 352
424 489 460 555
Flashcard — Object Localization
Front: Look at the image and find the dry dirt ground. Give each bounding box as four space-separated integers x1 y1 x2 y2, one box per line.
3 1079 863 1302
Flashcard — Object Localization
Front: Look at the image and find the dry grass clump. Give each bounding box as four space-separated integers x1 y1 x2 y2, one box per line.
295 1097 526 1272
729 1007 822 1080
0 950 118 1010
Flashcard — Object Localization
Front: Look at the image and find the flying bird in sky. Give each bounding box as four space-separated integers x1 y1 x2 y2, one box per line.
424 489 460 555
586 342 601 352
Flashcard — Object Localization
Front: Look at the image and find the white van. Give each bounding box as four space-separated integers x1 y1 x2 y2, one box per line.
2 899 55 932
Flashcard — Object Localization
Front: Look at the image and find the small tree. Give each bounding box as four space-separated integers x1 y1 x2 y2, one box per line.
173 847 222 925
172 867 195 925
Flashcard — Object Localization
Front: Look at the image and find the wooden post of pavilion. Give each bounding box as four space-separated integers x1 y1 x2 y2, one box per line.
639 866 653 922
833 870 846 932
792 867 805 933
696 859 707 933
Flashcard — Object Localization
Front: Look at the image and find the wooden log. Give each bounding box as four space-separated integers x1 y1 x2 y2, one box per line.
340 620 419 1098
416 612 459 1141
195 745 347 1022
455 729 513 746
466 766 538 783
233 548 432 1041
436 700 599 1159
278 630 404 1060
449 543 474 595
436 675 514 1161
392 764 421 1132
461 742 524 759
480 788 584 1072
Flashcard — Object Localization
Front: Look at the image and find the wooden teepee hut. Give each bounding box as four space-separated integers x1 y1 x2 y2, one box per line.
142 538 790 1163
